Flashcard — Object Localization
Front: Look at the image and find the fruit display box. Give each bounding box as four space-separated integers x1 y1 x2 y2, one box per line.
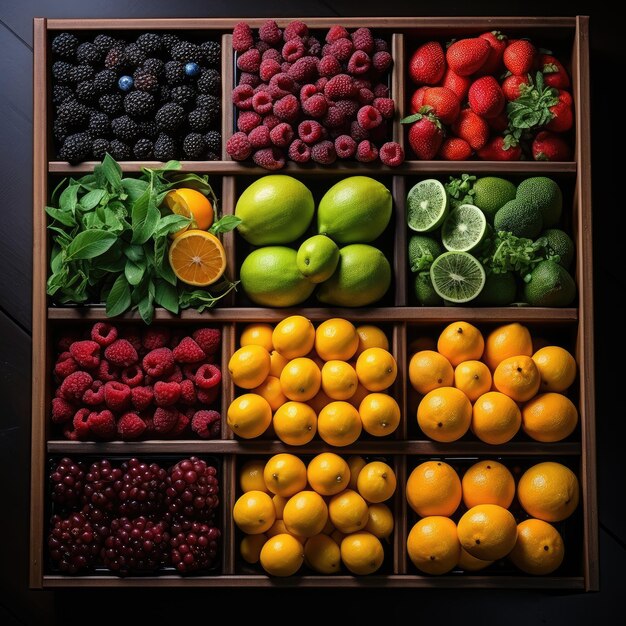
31 17 595 590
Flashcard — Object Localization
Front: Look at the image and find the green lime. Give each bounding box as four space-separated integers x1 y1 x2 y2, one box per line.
523 260 576 307
441 204 487 252
473 271 517 306
406 179 448 232
235 175 314 245
296 235 340 283
317 176 392 243
413 272 443 306
472 177 517 222
494 200 543 239
429 251 486 303
408 235 443 272
541 228 574 269
516 177 562 228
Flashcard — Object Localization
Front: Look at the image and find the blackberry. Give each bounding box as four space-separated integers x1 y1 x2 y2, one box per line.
200 41 221 67
171 41 200 64
99 93 123 116
93 34 117 54
136 33 162 54
188 107 214 132
133 138 154 159
155 102 185 132
124 91 155 118
57 99 89 127
196 94 220 116
111 115 139 142
53 85 74 105
52 61 74 84
205 151 220 161
138 119 158 139
59 133 92 164
143 57 164 75
105 47 127 71
197 68 220 95
94 69 117 93
53 120 68 143
124 43 146 68
170 85 196 108
204 130 221 153
89 112 110 137
76 80 97 103
108 139 131 160
71 64 94 83
92 138 110 160
164 60 185 85
154 133 177 160
76 42 101 64
183 133 206 159
133 69 158 93
51 33 79 59
158 85 172 104
161 33 180 50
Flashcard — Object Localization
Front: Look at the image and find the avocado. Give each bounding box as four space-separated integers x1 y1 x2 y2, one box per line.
516 177 562 228
494 199 543 239
523 260 576 307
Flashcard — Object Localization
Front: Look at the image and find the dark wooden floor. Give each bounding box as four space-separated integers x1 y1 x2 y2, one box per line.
0 1 623 623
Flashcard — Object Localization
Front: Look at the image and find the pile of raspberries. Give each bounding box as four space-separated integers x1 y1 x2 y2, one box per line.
51 323 222 441
226 20 405 168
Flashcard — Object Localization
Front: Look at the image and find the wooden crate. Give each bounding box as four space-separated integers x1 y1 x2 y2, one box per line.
31 16 596 590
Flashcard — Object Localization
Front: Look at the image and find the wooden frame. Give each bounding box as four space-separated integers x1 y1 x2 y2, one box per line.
31 16 596 590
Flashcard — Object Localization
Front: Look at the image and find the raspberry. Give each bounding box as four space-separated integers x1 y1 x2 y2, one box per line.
57 333 80 352
153 381 181 406
307 36 322 56
259 19 282 45
87 410 116 440
117 412 146 440
232 22 254 53
372 50 393 73
263 114 281 130
302 94 328 118
373 97 395 119
104 339 138 368
335 99 359 118
299 83 318 103
97 359 118 382
356 140 379 162
240 71 261 87
373 83 390 98
50 458 85 507
315 77 329 92
322 105 346 129
334 135 357 158
191 410 221 439
248 124 272 148
179 379 197 405
237 48 261 73
298 119 324 144
262 47 282 62
142 327 170 351
226 131 253 161
347 50 371 75
61 371 93 402
280 61 292 74
259 59 280 82
237 110 262 134
270 73 296 97
270 122 295 147
288 139 312 163
326 25 349 43
54 352 78 380
325 74 356 100
358 88 375 104
154 407 179 434
375 38 389 52
353 78 372 90
69 340 101 370
171 337 206 364
284 20 308 41
351 27 374 53
82 380 105 406
273 94 300 123
168 411 191 438
131 386 154 411
121 332 142 354
438 137 472 160
311 140 337 165
192 328 221 355
319 55 342 78
288 56 318 83
331 38 355 63
232 84 254 110
282 38 305 62
73 408 91 440
357 105 383 130
379 141 405 166
51 397 75 424
142 348 174 378
255 41 271 54
197 385 220 405
104 381 131 412
195 363 222 389
120 365 143 387
91 322 118 347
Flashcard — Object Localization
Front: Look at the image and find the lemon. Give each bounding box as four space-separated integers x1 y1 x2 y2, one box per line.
263 454 307 497
272 401 317 446
279 357 321 402
347 456 367 491
317 401 362 447
358 393 400 436
329 489 369 533
233 491 276 534
315 318 359 361
355 325 389 356
266 519 305 544
260 533 304 576
365 503 394 538
240 533 267 564
240 323 274 352
307 453 351 496
283 491 329 538
340 532 385 575
296 235 340 283
227 394 272 439
239 459 270 493
269 350 289 378
321 360 358 400
304 534 342 574
356 461 397 503
228 345 271 389
356 348 397 391
272 315 315 360
253 376 287 411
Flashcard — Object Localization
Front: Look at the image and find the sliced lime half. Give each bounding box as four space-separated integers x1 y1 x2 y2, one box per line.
406 179 448 232
430 251 486 303
441 204 487 252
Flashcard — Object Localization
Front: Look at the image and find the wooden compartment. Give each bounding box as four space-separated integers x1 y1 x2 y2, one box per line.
31 16 595 590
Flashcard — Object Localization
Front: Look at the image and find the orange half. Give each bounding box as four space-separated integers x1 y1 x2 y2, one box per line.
168 229 226 286
164 188 214 235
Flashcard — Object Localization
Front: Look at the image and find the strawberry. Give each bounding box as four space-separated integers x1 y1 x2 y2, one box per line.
487 111 509 133
468 76 504 119
477 136 522 160
558 89 573 107
409 41 446 85
405 112 444 160
438 137 472 160
546 96 573 133
503 39 536 75
502 74 530 101
532 130 571 161
410 86 429 113
539 54 570 89
451 109 490 150
446 38 490 76
477 31 508 75
441 67 472 100
422 87 460 124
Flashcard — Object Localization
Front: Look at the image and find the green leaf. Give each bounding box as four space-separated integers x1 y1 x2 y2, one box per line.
122 177 150 201
131 188 160 244
124 259 145 286
154 214 192 238
156 255 177 285
45 206 76 227
210 215 242 235
65 230 117 260
401 113 423 124
124 244 145 263
79 189 106 210
179 280 239 312
154 280 179 313
100 154 123 190
106 274 131 317
59 184 79 213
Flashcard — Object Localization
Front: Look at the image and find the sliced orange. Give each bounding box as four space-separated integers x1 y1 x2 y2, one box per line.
168 229 226 286
164 188 214 235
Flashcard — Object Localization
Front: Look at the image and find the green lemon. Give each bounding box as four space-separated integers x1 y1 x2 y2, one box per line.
317 176 392 243
235 175 315 245
296 235 340 283
240 247 315 307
